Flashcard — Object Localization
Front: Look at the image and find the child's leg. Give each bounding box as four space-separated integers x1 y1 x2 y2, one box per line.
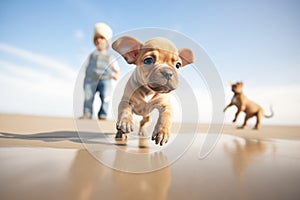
97 79 112 119
83 79 97 118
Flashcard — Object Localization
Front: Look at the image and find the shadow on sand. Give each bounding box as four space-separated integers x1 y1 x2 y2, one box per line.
0 131 117 145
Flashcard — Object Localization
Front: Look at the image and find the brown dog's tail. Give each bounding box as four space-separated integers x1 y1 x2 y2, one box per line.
264 105 274 118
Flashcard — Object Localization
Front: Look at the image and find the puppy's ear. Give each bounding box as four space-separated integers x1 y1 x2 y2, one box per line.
178 48 194 67
112 36 142 64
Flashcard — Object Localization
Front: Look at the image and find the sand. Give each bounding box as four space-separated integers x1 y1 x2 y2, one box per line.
0 113 300 200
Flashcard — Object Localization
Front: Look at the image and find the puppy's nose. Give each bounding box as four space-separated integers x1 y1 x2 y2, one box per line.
161 70 173 80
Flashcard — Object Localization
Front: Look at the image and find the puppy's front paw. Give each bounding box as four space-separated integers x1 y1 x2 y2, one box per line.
116 118 133 133
152 127 169 146
115 129 127 139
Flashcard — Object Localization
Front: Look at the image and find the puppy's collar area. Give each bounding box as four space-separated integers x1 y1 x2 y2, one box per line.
144 93 155 103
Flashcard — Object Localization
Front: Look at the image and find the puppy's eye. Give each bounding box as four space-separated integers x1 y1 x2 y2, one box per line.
175 62 181 69
143 57 155 66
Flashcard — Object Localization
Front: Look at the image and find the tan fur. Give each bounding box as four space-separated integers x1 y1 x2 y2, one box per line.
112 36 194 145
224 82 273 129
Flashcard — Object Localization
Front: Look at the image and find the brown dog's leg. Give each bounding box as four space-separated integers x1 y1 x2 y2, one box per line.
238 114 251 129
254 112 262 130
224 103 233 112
139 116 151 136
233 109 242 123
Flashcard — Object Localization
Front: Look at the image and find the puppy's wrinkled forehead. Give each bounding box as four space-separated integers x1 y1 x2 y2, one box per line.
139 37 179 61
144 38 177 53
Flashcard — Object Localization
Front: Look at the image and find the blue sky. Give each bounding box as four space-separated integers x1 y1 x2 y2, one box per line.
0 0 299 125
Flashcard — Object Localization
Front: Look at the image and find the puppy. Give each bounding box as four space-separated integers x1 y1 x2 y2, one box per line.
224 81 273 129
112 36 194 145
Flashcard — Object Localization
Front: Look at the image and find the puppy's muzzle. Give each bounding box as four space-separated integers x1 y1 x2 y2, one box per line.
148 66 178 93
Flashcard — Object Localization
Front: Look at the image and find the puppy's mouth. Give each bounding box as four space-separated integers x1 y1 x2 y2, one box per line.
148 82 176 93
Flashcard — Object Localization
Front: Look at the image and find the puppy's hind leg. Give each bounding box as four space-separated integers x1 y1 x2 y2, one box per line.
139 115 151 136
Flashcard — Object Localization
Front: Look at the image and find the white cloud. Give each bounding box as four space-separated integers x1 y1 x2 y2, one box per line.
0 44 78 117
74 29 85 40
0 43 77 80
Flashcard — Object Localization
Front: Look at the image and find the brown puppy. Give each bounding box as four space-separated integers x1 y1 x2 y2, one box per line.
112 36 194 145
224 82 273 129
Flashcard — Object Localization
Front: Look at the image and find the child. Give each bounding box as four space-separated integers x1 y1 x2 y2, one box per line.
81 22 119 120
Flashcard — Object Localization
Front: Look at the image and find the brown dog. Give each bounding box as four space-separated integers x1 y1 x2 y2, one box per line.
224 81 273 129
112 36 194 145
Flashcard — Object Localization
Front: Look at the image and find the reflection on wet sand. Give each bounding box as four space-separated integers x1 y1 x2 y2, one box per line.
66 137 171 200
1 125 300 200
224 137 273 180
66 149 107 200
112 138 171 200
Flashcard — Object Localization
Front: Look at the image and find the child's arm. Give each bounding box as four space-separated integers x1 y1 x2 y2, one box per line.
110 56 120 80
111 67 120 80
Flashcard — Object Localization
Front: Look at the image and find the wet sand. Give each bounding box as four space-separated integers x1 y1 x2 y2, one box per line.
0 113 300 200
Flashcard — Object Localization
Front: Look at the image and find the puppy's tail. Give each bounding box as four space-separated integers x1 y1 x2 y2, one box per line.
264 105 274 118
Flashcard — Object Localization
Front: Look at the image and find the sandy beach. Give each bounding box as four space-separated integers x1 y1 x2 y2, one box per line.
1 113 300 200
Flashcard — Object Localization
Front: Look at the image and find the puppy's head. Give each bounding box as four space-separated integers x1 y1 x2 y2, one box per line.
231 81 244 94
112 36 194 93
